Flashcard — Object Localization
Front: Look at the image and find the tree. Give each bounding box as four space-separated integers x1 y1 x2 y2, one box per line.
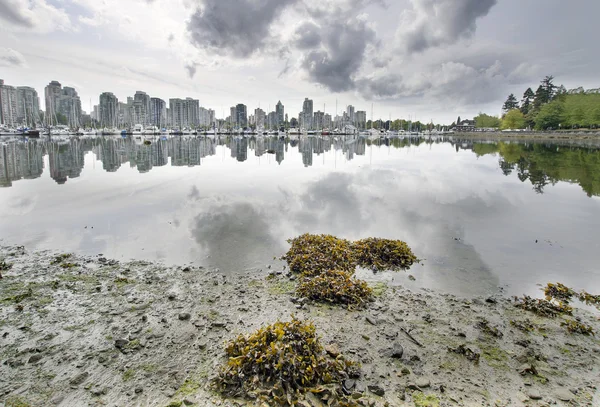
502 109 526 129
474 113 501 128
520 88 535 115
533 85 546 110
55 112 68 125
541 75 557 101
456 116 461 125
502 94 519 113
555 85 568 102
535 100 564 130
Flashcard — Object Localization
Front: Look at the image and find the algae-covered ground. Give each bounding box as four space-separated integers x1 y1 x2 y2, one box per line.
0 245 599 407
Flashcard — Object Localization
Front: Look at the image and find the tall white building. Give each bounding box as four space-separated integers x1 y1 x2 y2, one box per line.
150 97 167 127
16 86 40 126
133 91 151 125
0 79 18 127
99 92 119 128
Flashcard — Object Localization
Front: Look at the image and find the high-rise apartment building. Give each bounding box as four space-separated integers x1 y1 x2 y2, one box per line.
133 91 151 125
346 105 355 125
150 97 167 127
302 98 314 129
16 86 40 126
0 79 18 126
254 108 265 128
99 92 119 128
44 81 81 127
236 104 247 127
275 100 284 126
355 111 367 129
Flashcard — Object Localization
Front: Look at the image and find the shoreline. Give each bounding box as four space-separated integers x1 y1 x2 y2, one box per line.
1 245 599 407
453 132 600 142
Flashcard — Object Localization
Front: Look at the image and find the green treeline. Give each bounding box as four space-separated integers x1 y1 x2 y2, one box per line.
475 76 600 131
473 142 600 196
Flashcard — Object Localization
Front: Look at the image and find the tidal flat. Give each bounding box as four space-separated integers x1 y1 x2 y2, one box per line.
1 245 598 407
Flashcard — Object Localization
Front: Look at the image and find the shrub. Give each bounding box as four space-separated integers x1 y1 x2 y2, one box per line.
296 270 373 307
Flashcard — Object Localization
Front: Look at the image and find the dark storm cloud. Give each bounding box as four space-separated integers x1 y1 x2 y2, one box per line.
400 0 497 53
0 0 33 27
187 0 299 58
292 22 321 50
300 19 377 92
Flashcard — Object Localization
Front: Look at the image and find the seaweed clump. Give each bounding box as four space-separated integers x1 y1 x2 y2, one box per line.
561 320 595 336
212 317 359 406
544 282 576 303
448 344 480 363
353 238 417 271
283 234 357 276
297 270 373 308
513 295 573 318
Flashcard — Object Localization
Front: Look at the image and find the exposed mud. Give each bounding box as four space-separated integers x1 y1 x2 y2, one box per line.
1 246 599 407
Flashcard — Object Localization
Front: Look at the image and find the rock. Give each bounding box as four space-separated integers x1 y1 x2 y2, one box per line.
368 385 385 397
391 342 404 359
28 354 43 364
178 313 191 321
69 372 89 386
555 389 573 402
135 387 143 394
183 399 195 406
344 379 356 391
485 297 497 304
527 389 542 400
416 378 431 388
407 383 420 391
325 343 341 358
50 395 65 405
114 338 129 349
401 367 411 375
366 316 378 326
212 321 227 328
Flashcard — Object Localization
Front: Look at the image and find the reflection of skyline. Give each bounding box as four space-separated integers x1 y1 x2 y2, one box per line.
1 136 600 196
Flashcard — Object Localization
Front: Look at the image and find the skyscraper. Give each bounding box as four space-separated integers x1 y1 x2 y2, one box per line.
302 98 314 129
43 81 81 127
99 92 119 128
16 87 40 126
346 105 355 125
254 108 265 128
150 97 167 127
0 79 18 127
355 111 367 129
275 100 284 126
133 91 151 125
236 104 247 127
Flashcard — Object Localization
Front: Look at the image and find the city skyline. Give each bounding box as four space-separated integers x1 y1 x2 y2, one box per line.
0 1 598 124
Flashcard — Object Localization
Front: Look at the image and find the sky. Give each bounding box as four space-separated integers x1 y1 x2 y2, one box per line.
0 0 598 124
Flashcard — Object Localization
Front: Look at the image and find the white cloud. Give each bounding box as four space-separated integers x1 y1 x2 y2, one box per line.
0 47 26 67
0 0 72 33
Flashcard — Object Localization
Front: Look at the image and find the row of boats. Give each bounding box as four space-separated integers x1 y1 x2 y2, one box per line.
1 124 453 138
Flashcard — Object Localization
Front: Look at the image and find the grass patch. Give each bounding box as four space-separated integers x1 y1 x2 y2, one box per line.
479 344 510 369
413 392 440 407
267 279 296 295
370 282 388 297
123 369 135 382
114 277 134 288
51 253 72 265
5 396 32 407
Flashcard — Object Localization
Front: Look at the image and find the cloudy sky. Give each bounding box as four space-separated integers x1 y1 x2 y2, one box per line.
0 0 598 123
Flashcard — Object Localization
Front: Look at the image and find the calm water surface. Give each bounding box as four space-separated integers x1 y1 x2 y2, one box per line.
1 135 599 297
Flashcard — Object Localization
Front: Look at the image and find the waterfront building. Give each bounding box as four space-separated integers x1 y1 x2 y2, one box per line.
254 108 265 129
355 111 367 129
44 81 81 127
302 98 314 129
236 104 247 127
276 100 284 126
133 91 151 125
99 92 119 128
0 79 18 127
150 97 167 127
16 86 40 126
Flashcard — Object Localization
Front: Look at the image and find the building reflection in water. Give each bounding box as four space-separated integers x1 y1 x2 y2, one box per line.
2 135 599 196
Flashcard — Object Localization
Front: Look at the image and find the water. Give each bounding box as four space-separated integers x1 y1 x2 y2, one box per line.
1 135 599 297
